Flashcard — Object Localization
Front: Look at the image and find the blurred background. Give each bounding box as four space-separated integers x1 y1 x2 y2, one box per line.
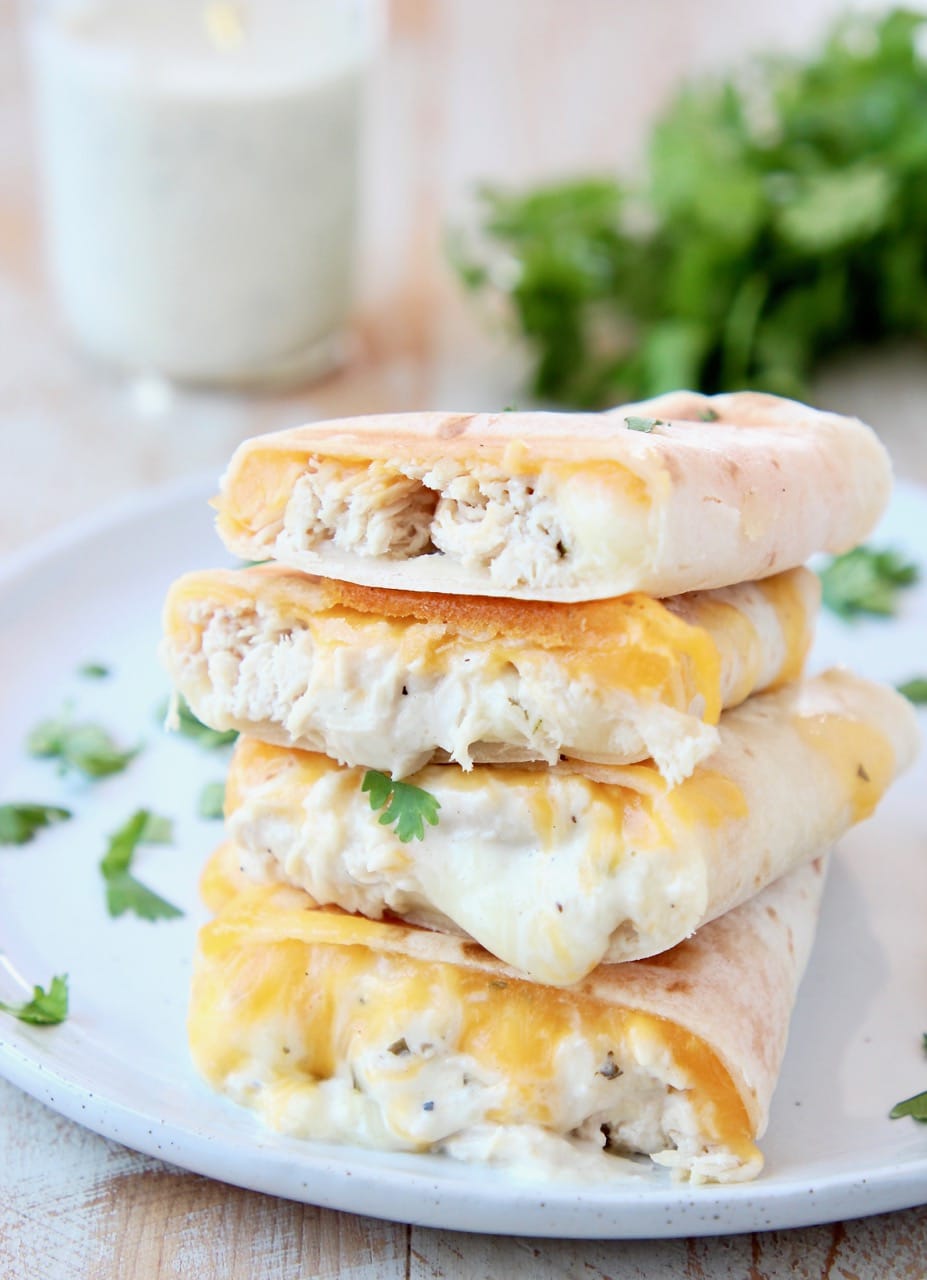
4 0 927 557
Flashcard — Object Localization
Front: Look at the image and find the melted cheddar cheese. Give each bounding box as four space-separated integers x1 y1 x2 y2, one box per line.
164 568 815 717
189 882 757 1169
794 714 897 823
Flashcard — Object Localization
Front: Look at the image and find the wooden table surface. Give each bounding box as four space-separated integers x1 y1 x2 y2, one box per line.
2 2 926 1275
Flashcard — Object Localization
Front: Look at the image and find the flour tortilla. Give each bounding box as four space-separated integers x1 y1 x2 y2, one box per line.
220 668 918 986
213 391 891 601
189 852 829 1183
160 562 818 782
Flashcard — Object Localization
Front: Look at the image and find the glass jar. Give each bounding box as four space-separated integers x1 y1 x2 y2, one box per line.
26 0 381 388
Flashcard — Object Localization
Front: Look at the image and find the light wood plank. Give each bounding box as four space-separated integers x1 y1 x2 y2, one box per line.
0 1081 408 1280
410 1209 927 1280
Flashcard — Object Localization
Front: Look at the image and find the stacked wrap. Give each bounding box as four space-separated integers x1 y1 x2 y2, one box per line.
162 390 918 1184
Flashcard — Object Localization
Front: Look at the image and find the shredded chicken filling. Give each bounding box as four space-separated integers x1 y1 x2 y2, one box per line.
177 602 718 780
282 459 571 588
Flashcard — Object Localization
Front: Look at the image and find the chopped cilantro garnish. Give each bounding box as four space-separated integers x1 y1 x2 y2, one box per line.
78 662 110 679
897 677 927 705
891 1090 927 1122
100 809 183 922
198 781 226 820
0 803 72 846
161 694 238 749
818 546 919 619
361 771 441 843
890 1032 927 1122
624 416 663 432
0 974 68 1025
27 713 138 779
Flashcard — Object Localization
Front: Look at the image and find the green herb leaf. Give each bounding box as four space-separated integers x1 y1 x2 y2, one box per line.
890 1031 927 1121
698 408 719 422
0 803 72 846
0 974 68 1025
890 1090 927 1122
819 546 919 619
897 677 927 704
451 8 927 407
139 813 174 844
104 872 184 922
361 770 441 843
198 781 226 820
624 416 663 432
100 809 183 921
27 713 139 780
162 694 238 749
78 662 110 679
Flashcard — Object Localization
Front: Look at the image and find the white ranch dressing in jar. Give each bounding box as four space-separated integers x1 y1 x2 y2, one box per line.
27 0 378 386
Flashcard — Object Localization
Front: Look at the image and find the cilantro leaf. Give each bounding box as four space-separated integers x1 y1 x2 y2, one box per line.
624 416 663 432
361 771 441 843
0 803 72 846
198 781 226 820
897 677 927 704
0 974 68 1025
890 1031 927 1121
161 694 238 749
819 546 919 619
27 713 139 779
100 809 183 921
890 1090 927 1123
78 662 110 679
104 872 184 922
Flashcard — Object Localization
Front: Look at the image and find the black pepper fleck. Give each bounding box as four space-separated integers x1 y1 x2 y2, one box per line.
596 1051 622 1080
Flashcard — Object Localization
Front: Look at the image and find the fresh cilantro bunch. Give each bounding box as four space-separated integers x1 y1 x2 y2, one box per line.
453 8 927 407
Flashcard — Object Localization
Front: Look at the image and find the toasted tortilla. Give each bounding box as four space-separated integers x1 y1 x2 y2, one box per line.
220 668 918 986
213 391 890 601
161 563 818 782
189 852 829 1183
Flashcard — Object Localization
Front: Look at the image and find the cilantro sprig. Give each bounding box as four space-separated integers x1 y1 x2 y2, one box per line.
898 677 927 705
162 694 238 749
452 8 927 407
362 771 441 843
624 416 663 433
890 1034 927 1123
0 803 72 846
819 546 919 619
100 810 183 922
198 781 226 820
78 662 110 679
0 974 68 1026
27 712 138 780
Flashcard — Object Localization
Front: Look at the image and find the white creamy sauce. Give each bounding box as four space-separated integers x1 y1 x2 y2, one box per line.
28 0 375 384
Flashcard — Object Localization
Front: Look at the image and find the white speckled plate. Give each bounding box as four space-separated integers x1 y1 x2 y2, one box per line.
0 475 925 1239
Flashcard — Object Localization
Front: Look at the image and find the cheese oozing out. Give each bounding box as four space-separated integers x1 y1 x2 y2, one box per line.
219 668 916 986
189 876 762 1184
161 564 818 782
